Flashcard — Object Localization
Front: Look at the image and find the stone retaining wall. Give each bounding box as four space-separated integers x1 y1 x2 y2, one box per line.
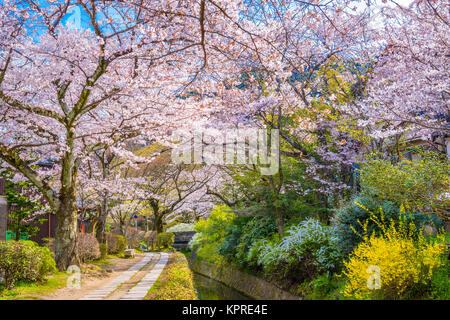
189 257 301 300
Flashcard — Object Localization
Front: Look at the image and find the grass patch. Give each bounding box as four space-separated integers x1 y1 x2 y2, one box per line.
88 257 115 268
144 252 197 300
86 253 130 268
0 272 68 300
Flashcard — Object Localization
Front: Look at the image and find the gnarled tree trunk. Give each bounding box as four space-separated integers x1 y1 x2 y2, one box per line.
153 212 164 234
94 196 108 244
54 133 79 270
54 200 78 270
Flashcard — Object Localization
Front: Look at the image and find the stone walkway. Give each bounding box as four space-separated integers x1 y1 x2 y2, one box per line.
80 253 155 300
120 252 168 300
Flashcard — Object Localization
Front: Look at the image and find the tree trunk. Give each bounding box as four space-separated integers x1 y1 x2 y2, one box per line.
153 213 163 234
95 215 106 244
54 131 78 270
119 217 125 236
95 196 108 244
95 161 110 244
149 201 163 234
275 206 284 235
54 191 78 270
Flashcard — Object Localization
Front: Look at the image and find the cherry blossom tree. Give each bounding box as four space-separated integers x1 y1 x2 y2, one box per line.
125 147 216 233
206 0 375 202
0 0 239 269
77 142 153 244
109 197 147 238
340 0 449 153
2 0 438 270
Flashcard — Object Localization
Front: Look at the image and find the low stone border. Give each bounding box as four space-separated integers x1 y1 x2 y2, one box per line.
189 258 301 300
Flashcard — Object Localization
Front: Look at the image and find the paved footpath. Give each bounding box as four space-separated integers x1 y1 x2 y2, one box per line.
120 252 169 300
80 253 154 300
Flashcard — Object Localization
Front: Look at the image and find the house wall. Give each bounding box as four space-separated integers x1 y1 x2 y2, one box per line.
28 213 58 245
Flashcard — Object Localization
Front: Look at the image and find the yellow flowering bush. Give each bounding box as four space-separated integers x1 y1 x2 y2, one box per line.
342 204 446 299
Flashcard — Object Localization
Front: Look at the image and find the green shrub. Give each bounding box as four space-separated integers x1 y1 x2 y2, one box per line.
217 216 277 268
19 240 56 277
246 237 272 269
0 240 56 289
195 205 235 242
157 232 175 249
194 205 235 263
195 242 224 264
430 259 450 300
217 216 250 261
332 195 441 257
106 233 128 254
359 150 450 221
115 235 128 253
297 273 345 300
259 219 342 285
76 233 101 262
236 216 277 267
187 233 201 251
38 245 57 276
310 273 339 299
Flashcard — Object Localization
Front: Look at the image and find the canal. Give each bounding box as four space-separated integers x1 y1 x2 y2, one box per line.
193 273 254 300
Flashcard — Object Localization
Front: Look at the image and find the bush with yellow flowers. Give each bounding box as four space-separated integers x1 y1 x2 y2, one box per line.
341 203 446 300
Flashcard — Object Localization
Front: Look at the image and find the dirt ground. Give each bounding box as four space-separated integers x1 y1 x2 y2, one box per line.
42 254 145 300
